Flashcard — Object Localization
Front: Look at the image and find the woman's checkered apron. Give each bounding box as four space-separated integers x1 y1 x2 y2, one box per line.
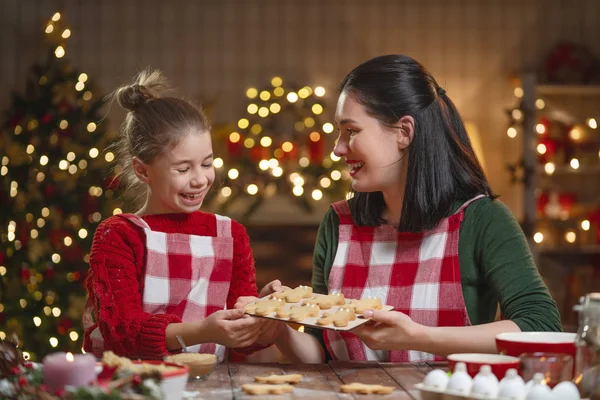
323 195 485 362
86 213 233 362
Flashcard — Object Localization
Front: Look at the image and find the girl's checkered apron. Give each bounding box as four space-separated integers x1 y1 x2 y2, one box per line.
324 195 485 362
86 213 233 362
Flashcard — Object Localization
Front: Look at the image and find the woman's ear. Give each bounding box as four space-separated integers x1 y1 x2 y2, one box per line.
397 115 415 150
132 157 150 183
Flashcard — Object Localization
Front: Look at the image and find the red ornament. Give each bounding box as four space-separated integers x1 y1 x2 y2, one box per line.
537 192 550 214
55 389 66 397
44 185 55 198
18 376 27 386
20 267 30 282
11 367 20 375
132 375 142 386
41 113 52 124
45 268 55 280
558 193 576 213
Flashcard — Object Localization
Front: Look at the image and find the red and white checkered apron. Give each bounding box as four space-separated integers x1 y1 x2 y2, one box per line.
323 195 485 362
87 213 233 361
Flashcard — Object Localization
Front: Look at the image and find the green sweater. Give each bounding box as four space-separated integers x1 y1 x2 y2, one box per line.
311 197 562 333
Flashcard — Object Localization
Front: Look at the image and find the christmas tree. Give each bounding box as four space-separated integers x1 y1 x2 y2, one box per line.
0 12 122 360
206 77 350 219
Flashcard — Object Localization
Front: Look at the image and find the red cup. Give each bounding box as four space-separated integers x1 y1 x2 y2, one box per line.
495 332 576 358
447 353 521 380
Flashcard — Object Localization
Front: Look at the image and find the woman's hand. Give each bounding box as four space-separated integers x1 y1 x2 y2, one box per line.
196 309 262 348
351 309 425 351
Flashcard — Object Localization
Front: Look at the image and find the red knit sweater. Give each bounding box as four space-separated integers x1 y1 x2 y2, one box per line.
83 211 259 358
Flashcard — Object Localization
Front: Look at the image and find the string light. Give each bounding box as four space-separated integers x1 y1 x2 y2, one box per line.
272 167 283 177
282 142 294 152
269 103 281 113
323 123 334 133
535 124 546 134
238 118 250 129
274 87 284 97
587 118 597 129
250 124 262 134
544 163 555 175
259 160 270 170
221 187 232 197
570 158 580 169
314 86 326 97
54 46 65 58
49 337 58 347
213 158 223 168
259 91 271 101
536 144 547 154
312 189 323 200
247 104 258 114
535 99 545 110
287 92 298 103
330 152 341 162
533 232 544 243
581 220 590 231
293 186 304 196
62 29 71 39
228 169 240 179
229 132 241 143
513 87 523 98
312 104 323 115
271 77 283 87
247 184 258 195
70 331 79 341
246 88 258 98
565 230 576 244
569 128 581 140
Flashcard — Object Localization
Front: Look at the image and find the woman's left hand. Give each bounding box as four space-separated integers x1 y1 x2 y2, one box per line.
351 309 426 351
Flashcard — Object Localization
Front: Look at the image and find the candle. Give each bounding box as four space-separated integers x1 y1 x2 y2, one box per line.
42 352 96 392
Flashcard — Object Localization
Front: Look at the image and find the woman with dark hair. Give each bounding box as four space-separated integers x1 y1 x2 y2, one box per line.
252 54 561 363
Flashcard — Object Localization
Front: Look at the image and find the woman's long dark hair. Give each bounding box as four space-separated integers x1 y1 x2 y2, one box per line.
341 54 496 232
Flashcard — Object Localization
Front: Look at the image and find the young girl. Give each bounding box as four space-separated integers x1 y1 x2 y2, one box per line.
259 54 562 363
83 69 277 361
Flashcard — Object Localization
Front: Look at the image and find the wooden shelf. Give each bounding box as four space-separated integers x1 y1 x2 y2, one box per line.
539 245 600 256
536 85 600 96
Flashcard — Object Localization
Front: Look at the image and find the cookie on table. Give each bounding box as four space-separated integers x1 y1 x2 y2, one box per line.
254 373 303 384
241 383 294 395
340 382 395 394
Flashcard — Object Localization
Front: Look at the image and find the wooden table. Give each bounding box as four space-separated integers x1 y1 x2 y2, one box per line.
185 361 447 399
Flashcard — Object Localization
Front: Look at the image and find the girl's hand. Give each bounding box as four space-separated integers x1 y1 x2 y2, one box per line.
258 279 290 298
198 309 262 348
234 280 291 308
351 310 425 351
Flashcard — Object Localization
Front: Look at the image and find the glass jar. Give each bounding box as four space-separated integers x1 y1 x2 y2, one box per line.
574 293 600 399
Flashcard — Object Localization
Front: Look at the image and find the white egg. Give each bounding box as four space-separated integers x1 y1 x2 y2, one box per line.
551 381 580 400
423 369 449 391
471 365 500 398
526 373 554 400
447 362 473 394
498 368 527 399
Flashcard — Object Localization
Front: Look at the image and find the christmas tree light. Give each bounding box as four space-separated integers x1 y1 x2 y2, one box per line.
0 12 122 360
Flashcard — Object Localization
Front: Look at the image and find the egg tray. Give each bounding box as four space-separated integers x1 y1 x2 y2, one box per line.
415 372 582 400
243 293 394 331
415 383 504 400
